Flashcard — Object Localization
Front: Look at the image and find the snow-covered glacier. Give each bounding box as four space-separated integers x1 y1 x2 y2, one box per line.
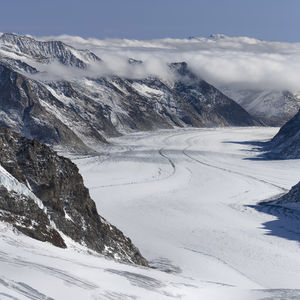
2 127 300 299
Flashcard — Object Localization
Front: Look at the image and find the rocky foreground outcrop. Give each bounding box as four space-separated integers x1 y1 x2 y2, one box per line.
0 126 148 266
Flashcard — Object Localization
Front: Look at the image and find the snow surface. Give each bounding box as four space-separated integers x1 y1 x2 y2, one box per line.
0 164 45 212
2 127 300 299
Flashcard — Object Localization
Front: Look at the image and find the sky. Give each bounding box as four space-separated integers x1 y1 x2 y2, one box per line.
0 0 299 42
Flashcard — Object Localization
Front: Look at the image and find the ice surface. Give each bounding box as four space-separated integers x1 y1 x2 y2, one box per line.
1 127 300 299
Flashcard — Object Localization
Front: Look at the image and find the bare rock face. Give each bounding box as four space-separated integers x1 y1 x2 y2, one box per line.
0 186 66 248
267 109 300 159
277 182 300 204
170 62 260 127
0 127 148 266
0 64 96 152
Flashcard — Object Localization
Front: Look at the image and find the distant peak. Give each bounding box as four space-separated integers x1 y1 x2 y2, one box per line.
128 58 143 65
209 33 228 40
169 62 188 73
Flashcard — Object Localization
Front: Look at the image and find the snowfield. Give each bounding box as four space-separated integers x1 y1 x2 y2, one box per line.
1 127 300 299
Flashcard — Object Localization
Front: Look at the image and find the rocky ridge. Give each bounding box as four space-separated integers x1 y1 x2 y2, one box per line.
0 33 259 152
221 88 300 126
0 126 148 266
267 109 300 158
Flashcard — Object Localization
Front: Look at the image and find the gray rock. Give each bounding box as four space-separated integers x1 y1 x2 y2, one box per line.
268 109 300 158
0 126 148 266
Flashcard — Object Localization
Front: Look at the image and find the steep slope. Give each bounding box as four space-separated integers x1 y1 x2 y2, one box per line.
275 181 300 207
0 63 97 152
0 126 148 266
221 88 300 126
170 62 258 126
0 33 259 152
267 109 300 158
0 33 101 68
0 164 66 248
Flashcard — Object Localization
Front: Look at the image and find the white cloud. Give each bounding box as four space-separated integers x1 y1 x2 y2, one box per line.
33 34 300 91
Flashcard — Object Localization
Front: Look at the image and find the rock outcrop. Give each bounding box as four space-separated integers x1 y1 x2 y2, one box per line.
0 126 148 266
267 109 300 158
276 181 300 205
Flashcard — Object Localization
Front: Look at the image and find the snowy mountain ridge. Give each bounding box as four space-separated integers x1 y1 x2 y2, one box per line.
0 33 101 69
0 33 259 152
221 88 300 126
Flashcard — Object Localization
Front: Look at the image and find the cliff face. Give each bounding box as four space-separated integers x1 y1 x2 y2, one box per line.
268 109 300 159
0 185 66 248
0 126 148 266
0 64 97 152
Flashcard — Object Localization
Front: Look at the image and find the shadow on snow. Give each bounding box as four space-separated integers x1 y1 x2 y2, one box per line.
249 200 300 245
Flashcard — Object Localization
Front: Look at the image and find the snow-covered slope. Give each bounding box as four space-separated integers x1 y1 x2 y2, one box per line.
0 126 147 266
0 161 66 248
75 127 300 292
2 127 300 299
221 88 300 126
38 33 300 128
0 33 101 68
0 164 44 210
0 33 259 152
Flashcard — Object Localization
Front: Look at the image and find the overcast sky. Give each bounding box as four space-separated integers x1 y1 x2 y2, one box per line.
0 0 299 42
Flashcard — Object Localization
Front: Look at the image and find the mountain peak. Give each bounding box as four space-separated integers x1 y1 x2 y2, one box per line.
0 33 101 68
209 33 228 40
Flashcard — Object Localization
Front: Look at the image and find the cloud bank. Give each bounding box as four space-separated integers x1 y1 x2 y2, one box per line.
31 34 300 91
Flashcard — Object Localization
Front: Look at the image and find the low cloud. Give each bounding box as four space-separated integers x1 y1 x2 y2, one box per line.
33 34 300 91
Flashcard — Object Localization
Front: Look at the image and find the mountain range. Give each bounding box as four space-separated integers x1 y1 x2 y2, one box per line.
1 33 300 267
0 33 259 152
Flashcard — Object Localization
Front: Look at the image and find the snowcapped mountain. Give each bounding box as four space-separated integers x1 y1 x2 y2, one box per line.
0 126 147 266
221 88 300 126
0 33 259 151
267 108 300 158
0 33 101 68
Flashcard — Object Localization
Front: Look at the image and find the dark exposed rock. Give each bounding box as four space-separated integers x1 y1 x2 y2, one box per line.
0 127 148 266
0 64 99 152
276 181 300 204
0 186 66 248
170 62 260 127
267 109 300 158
